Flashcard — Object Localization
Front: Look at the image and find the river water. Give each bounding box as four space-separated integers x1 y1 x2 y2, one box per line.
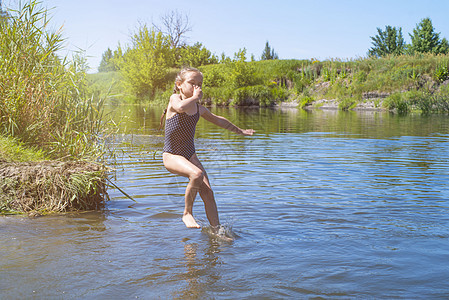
1 106 449 299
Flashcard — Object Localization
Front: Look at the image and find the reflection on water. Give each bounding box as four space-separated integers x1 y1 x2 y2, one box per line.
2 106 449 298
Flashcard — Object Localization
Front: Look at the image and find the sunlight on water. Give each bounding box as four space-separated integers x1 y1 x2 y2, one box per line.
1 107 449 298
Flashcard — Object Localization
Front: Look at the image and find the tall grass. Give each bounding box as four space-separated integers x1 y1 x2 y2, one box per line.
0 0 113 160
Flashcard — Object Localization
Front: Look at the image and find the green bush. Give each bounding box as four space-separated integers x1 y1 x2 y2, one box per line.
338 97 358 110
383 93 410 114
230 85 276 106
435 64 449 83
299 96 314 109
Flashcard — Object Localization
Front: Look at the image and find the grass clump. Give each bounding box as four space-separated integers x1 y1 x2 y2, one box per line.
0 135 47 162
0 161 107 214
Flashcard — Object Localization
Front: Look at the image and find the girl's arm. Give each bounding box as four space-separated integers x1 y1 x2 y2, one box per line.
199 106 255 136
169 86 202 114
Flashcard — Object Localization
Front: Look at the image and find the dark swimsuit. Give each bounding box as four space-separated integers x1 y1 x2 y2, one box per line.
163 104 200 160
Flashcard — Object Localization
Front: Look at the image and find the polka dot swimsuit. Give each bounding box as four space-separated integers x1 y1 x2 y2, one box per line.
163 104 200 160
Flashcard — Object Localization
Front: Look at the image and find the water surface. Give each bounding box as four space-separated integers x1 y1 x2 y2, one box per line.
1 106 449 298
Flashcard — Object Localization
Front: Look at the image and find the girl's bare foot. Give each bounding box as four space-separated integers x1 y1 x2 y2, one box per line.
182 214 201 228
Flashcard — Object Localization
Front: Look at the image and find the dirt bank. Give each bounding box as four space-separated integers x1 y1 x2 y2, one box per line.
0 160 108 215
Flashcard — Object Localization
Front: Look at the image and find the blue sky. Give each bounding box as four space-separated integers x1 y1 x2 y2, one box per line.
5 0 449 72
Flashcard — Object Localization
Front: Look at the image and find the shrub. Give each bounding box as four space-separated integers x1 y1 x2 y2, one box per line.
299 96 314 109
383 93 410 114
338 97 358 110
435 64 449 83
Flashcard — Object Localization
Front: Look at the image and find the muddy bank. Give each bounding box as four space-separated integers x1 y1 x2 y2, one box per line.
0 160 108 215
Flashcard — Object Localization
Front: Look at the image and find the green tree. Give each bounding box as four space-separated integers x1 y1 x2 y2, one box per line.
229 48 255 88
261 41 278 60
120 24 174 99
409 18 449 54
98 45 123 72
220 52 231 64
177 42 218 67
98 48 114 72
368 25 405 57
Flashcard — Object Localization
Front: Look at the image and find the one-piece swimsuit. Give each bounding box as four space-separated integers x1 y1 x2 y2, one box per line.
163 104 200 160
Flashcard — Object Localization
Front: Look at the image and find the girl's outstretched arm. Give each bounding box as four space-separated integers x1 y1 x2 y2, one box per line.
199 106 255 136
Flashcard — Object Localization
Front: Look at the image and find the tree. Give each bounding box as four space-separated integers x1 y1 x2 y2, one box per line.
98 48 114 72
368 25 405 57
409 18 449 55
98 45 123 72
261 41 278 60
120 24 174 98
152 10 191 49
229 48 255 88
177 42 218 67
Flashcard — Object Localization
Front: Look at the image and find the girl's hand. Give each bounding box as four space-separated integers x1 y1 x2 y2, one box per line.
193 85 203 100
241 129 255 136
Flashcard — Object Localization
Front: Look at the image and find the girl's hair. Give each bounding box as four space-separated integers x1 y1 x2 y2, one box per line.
160 67 202 131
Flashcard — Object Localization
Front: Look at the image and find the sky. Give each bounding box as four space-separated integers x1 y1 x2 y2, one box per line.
4 0 449 72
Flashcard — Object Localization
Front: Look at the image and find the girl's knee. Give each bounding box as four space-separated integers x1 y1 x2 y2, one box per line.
190 169 204 185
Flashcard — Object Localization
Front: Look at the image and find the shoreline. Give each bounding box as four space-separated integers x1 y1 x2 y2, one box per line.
276 98 387 111
0 160 108 216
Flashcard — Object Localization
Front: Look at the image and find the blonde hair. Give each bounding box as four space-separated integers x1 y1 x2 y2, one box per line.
173 67 203 93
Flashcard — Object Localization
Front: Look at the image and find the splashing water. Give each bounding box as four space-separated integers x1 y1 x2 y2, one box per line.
201 223 236 243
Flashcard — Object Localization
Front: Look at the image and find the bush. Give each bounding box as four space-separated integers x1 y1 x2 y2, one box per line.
338 97 358 110
299 96 314 109
383 93 410 114
435 64 449 83
231 85 275 106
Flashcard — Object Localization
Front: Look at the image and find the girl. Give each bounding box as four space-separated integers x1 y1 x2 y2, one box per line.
162 67 255 230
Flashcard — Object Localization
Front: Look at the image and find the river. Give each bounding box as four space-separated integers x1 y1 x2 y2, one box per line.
1 105 449 298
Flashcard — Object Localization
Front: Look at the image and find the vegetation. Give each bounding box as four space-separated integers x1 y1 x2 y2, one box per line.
1 160 107 214
369 18 449 57
0 135 47 162
409 18 449 55
0 1 113 214
0 0 113 160
369 26 406 57
92 13 449 114
91 53 449 114
261 41 279 60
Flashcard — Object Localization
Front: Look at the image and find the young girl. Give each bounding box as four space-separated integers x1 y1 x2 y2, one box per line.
162 67 255 230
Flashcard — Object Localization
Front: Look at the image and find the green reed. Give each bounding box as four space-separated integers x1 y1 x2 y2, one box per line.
0 0 114 160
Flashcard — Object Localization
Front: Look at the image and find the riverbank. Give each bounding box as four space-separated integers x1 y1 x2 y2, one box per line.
0 136 108 216
277 98 387 111
89 54 449 114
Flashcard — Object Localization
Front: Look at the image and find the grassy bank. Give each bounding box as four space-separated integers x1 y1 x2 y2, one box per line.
91 55 449 114
0 1 112 215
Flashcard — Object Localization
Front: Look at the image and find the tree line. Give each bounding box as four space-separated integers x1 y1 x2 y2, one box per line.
97 11 279 100
369 17 448 57
98 12 448 101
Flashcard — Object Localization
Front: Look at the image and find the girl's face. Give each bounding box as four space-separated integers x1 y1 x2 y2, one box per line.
177 72 203 99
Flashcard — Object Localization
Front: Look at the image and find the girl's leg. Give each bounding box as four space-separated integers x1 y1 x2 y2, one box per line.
189 154 220 227
163 153 204 228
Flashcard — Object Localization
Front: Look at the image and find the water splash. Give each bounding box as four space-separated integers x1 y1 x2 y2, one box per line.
201 223 236 243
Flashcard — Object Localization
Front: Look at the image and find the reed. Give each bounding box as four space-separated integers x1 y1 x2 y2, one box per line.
0 0 113 160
